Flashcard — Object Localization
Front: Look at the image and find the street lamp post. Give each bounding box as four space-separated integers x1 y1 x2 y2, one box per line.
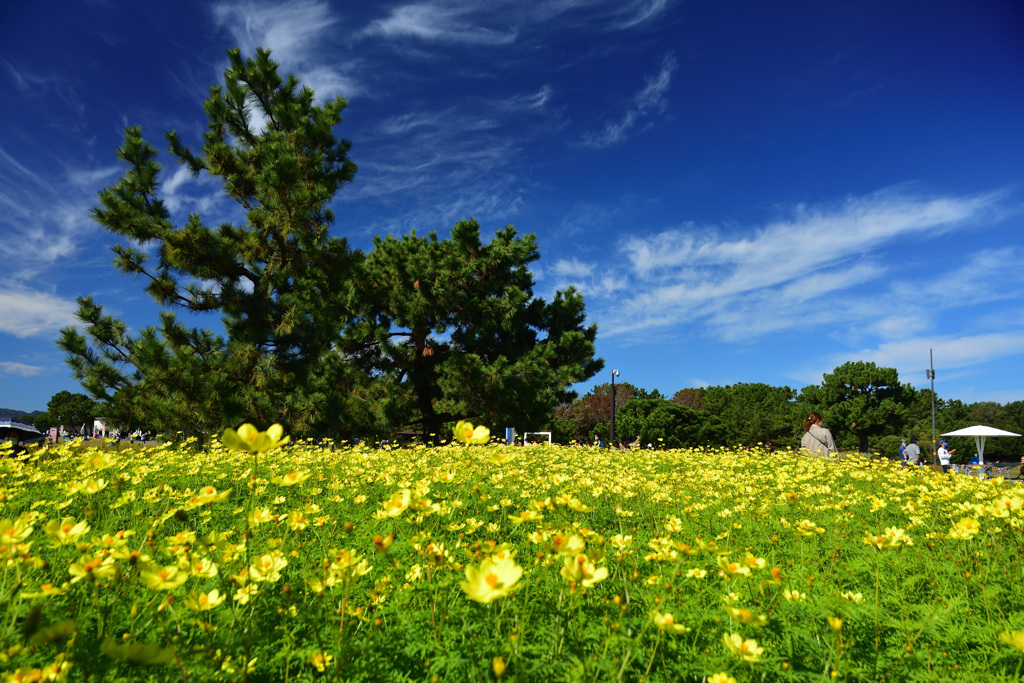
927 349 937 463
610 369 620 445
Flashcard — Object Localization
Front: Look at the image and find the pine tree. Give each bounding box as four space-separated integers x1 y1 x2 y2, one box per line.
59 48 358 436
341 219 603 442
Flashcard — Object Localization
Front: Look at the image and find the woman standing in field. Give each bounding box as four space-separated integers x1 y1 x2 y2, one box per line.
801 413 838 458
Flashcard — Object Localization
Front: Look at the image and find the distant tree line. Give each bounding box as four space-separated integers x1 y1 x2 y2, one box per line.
552 361 1024 462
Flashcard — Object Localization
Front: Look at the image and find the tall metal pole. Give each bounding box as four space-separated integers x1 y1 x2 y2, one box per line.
610 369 620 445
929 348 937 463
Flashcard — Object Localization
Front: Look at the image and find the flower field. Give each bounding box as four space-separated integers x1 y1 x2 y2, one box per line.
2 430 1024 682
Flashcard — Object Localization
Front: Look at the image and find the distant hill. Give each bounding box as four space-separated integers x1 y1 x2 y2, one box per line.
0 408 43 418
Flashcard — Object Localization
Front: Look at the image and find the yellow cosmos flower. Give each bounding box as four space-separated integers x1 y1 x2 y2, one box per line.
271 471 310 486
43 517 91 545
21 582 70 599
999 630 1024 653
190 558 219 578
80 452 116 471
841 591 864 603
651 611 691 634
783 589 807 602
0 517 35 544
140 564 189 591
453 420 490 445
696 538 729 555
382 490 412 518
687 568 708 579
68 478 107 495
461 555 523 603
492 656 506 678
286 511 309 531
5 655 71 682
249 551 288 583
221 423 290 453
508 510 544 524
234 584 259 605
550 534 586 555
863 526 912 551
708 674 737 683
723 632 764 663
664 515 684 532
248 508 276 525
948 517 982 539
563 498 592 513
717 555 752 580
310 652 334 673
185 589 226 611
69 554 117 584
993 495 1023 517
828 616 843 631
725 605 769 627
94 530 134 551
672 540 700 556
794 519 825 536
187 486 231 506
328 549 373 586
609 534 633 549
742 552 767 570
560 554 608 588
530 497 554 511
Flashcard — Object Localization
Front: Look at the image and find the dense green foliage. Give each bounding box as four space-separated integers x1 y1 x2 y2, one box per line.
57 48 600 442
341 220 601 443
811 362 908 454
701 383 800 448
45 391 99 435
614 398 730 449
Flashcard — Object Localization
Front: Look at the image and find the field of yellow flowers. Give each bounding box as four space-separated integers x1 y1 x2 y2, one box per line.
2 423 1024 682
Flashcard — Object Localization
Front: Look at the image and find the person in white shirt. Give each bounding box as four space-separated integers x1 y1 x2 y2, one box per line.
937 441 955 472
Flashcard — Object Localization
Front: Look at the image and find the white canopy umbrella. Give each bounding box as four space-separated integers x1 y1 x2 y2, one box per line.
940 425 1021 465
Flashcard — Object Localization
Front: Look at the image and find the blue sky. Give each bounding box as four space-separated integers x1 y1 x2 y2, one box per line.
2 0 1023 414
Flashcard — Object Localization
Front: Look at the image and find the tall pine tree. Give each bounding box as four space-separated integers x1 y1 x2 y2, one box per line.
341 220 602 442
59 48 359 436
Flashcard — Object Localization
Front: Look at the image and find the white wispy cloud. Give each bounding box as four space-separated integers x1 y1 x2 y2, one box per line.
361 0 672 47
0 284 80 339
211 0 359 100
841 333 1024 373
792 329 1024 396
0 362 45 377
0 146 111 279
613 0 672 29
541 188 1010 344
501 85 553 111
583 53 677 148
362 2 518 45
553 257 595 279
0 144 48 188
622 189 993 278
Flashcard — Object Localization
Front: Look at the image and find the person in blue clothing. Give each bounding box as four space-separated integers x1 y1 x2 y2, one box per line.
898 439 907 463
